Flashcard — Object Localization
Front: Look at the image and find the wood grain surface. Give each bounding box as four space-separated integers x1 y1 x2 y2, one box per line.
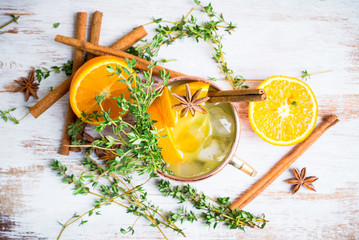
1 0 359 239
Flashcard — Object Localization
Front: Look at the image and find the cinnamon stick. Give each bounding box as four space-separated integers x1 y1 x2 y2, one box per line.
29 75 73 118
72 12 88 70
207 89 266 103
86 11 103 60
61 105 79 154
60 12 87 156
111 25 147 50
29 26 148 119
230 114 339 210
67 11 102 153
54 35 185 78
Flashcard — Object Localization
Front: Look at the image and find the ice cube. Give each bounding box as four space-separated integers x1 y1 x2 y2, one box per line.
197 136 229 162
209 106 234 138
174 113 210 152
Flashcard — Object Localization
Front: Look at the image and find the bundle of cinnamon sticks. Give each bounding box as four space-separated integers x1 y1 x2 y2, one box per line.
29 11 150 155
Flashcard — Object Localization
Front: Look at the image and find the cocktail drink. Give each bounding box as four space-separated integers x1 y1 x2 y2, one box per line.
148 80 237 179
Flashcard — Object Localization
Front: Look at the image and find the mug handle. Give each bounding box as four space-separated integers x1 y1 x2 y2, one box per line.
229 155 257 177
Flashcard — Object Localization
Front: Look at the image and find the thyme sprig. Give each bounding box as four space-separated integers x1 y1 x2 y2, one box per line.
0 107 29 124
301 69 310 82
158 180 267 230
0 108 19 124
128 0 247 88
51 159 184 240
0 15 19 33
35 60 73 82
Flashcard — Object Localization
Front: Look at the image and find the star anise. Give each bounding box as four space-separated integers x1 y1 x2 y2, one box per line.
171 84 210 118
285 167 318 194
83 132 118 161
97 149 118 161
14 69 39 101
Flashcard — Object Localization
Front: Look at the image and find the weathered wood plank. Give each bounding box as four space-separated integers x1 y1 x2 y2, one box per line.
0 0 358 239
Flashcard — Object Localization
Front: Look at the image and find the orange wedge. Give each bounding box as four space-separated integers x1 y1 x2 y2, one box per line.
248 76 318 146
148 97 183 165
158 87 176 128
69 56 136 125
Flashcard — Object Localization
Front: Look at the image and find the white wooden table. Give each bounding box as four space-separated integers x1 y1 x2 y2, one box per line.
1 0 359 239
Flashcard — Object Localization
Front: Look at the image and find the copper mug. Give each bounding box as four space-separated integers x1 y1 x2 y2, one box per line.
155 76 256 182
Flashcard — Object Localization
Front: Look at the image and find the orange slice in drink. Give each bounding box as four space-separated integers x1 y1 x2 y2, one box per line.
148 97 183 165
171 81 210 119
69 56 136 125
171 81 210 100
157 87 176 128
248 76 318 146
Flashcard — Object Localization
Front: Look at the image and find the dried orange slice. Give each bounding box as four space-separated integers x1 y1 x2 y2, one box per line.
248 76 318 146
69 56 136 125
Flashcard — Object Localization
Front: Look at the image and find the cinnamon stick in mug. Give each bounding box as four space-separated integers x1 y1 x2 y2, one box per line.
207 89 266 103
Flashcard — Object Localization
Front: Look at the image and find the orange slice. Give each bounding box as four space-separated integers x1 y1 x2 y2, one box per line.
158 87 176 128
249 76 318 146
171 81 210 119
148 97 183 165
69 56 136 125
171 81 209 100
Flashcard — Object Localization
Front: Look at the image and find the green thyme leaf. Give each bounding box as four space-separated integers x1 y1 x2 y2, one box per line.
301 69 310 81
79 220 88 226
0 108 20 124
35 60 73 82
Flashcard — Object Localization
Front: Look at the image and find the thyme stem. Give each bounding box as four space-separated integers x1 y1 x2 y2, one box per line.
0 15 19 30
